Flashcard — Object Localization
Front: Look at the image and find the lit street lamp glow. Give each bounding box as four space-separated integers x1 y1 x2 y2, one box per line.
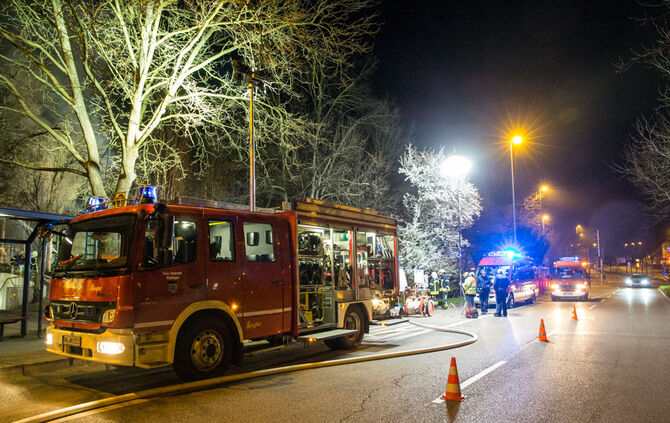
441 155 472 177
512 135 523 145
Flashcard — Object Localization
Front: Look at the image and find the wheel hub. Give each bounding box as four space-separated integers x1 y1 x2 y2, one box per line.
191 330 223 371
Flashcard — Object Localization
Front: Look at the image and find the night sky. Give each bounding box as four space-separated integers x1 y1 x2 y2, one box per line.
372 0 665 258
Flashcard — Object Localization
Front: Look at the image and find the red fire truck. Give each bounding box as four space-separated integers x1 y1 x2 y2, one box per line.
550 257 590 301
44 189 398 379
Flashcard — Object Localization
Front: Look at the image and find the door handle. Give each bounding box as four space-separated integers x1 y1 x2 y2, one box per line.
272 280 283 285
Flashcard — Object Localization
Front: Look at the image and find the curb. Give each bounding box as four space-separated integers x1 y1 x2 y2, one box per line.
658 287 670 304
0 356 89 377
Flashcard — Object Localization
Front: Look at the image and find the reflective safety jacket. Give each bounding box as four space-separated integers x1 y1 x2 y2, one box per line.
438 276 449 292
428 277 439 295
462 276 477 295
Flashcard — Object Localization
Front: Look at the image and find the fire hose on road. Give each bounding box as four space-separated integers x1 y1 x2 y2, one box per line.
14 321 478 423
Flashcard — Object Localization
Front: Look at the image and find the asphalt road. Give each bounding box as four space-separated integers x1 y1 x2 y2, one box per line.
3 276 670 422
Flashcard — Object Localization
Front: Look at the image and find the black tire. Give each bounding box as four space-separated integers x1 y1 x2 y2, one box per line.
528 292 536 304
325 306 365 350
582 293 589 301
551 295 557 301
507 294 515 309
173 317 232 381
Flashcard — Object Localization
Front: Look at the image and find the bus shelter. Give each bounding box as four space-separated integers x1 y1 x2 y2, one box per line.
0 207 71 337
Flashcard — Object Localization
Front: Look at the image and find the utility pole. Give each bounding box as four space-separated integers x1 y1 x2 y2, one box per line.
596 229 602 285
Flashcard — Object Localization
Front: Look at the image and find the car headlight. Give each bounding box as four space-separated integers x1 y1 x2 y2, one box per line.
642 279 649 285
551 283 558 290
101 309 116 324
625 278 632 285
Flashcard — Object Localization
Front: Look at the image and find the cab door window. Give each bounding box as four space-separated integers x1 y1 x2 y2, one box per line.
143 217 197 268
243 222 275 262
209 220 235 261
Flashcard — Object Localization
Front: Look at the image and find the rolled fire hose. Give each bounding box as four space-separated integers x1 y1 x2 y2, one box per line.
15 321 477 423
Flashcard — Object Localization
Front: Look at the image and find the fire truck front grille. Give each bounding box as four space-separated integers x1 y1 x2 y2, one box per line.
50 301 116 323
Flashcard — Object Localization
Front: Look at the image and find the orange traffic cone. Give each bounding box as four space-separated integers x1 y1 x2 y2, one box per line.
571 305 578 321
440 356 466 401
537 318 549 342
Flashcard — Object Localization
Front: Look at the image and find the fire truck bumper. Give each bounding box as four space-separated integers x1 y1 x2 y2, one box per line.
45 325 135 367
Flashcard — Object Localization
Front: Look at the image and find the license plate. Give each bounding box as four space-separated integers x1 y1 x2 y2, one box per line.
63 335 81 347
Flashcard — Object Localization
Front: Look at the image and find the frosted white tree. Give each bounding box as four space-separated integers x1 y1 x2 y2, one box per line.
397 145 482 282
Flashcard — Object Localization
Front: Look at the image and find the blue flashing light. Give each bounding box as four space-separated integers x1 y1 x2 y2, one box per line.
502 247 523 259
139 185 158 204
85 197 108 212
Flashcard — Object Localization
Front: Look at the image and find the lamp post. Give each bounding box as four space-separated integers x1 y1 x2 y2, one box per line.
542 214 549 233
440 154 472 314
510 136 522 244
232 59 267 212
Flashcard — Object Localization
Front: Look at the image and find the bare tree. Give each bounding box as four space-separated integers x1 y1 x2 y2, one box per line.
0 0 379 199
620 114 670 219
617 3 670 219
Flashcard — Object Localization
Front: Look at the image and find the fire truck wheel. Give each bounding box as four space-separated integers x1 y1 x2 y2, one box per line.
325 307 365 350
174 318 232 380
507 294 515 309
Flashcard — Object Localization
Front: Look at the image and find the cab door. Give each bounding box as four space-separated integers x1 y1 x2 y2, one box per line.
205 214 242 311
135 210 206 331
238 216 289 339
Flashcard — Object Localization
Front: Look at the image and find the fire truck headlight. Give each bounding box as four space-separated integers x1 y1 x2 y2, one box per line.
45 333 53 345
551 283 558 290
625 278 632 285
372 298 382 307
97 341 125 355
101 309 116 324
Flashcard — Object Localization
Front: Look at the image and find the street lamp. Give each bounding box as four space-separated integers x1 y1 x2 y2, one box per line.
542 214 549 233
538 185 549 233
440 154 472 314
510 136 522 244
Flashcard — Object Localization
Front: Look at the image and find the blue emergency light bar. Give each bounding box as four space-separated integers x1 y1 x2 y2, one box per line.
85 196 108 212
503 247 523 259
487 248 523 259
137 185 158 204
558 256 580 262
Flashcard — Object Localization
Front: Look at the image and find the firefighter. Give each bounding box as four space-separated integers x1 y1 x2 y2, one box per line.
493 270 511 317
476 268 492 314
463 272 477 308
428 271 439 301
437 269 449 306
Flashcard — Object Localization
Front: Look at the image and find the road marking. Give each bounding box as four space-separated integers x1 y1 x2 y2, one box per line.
432 360 507 404
443 313 493 327
588 304 597 310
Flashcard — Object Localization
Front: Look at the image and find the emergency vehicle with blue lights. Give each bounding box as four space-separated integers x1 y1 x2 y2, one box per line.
475 249 547 309
550 257 590 301
44 187 398 380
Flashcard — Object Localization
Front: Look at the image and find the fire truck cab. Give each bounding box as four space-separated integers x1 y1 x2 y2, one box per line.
45 191 398 380
550 257 590 301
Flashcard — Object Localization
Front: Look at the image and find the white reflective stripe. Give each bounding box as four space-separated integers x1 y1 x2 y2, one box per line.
134 320 174 329
237 307 291 318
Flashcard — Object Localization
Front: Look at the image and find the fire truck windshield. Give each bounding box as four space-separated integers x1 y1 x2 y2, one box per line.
54 214 136 276
554 267 585 279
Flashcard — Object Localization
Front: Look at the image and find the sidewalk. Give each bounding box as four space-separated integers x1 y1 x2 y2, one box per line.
0 310 69 376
